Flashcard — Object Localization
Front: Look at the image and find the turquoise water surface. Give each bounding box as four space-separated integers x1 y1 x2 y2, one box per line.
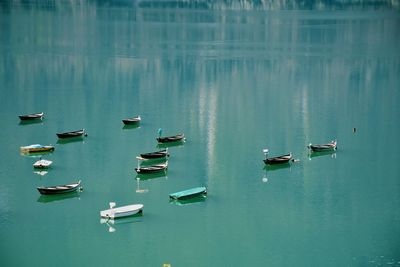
1 1 400 266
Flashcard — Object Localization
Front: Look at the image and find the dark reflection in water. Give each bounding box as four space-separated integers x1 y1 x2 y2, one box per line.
122 124 140 130
37 191 81 203
156 140 185 149
169 195 207 206
18 120 44 126
263 163 292 172
135 171 168 181
138 157 168 166
56 137 85 145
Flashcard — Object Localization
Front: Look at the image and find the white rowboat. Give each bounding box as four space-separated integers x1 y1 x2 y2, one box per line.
100 202 143 219
33 159 53 168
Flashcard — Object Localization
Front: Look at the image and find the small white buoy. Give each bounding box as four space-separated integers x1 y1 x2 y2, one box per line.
262 177 268 183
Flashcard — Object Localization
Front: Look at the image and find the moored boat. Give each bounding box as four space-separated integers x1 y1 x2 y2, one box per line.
19 112 44 121
37 180 82 195
169 187 207 200
156 128 185 143
20 144 55 154
263 149 293 165
56 129 87 139
308 140 337 152
156 133 185 143
122 116 141 125
100 202 143 219
138 149 169 160
135 162 168 174
33 159 53 168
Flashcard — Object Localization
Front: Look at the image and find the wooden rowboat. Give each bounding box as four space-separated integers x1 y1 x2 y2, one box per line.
56 129 87 139
263 149 293 165
19 112 44 121
100 202 143 219
169 187 207 200
122 116 141 125
308 140 337 152
156 133 185 143
139 149 169 160
37 180 82 195
135 162 168 174
20 144 55 154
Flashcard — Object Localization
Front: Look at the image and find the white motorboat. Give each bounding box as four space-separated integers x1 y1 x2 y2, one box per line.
33 159 53 168
100 202 143 219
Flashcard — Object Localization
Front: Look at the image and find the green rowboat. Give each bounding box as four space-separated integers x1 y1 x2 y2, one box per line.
169 187 207 200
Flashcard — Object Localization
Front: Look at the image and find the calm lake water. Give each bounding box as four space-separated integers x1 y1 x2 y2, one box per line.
1 1 400 266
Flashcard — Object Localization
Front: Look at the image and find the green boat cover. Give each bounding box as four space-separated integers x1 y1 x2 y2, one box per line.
169 187 207 199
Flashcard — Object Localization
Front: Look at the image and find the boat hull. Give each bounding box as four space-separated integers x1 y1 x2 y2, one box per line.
100 204 144 219
37 181 81 195
263 153 292 165
33 160 53 168
122 116 141 125
169 187 207 200
140 149 169 159
56 130 86 139
20 145 55 154
135 163 168 174
308 141 337 152
19 112 44 120
156 134 185 143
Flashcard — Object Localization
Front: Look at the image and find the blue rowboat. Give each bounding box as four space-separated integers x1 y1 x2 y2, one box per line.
169 187 207 200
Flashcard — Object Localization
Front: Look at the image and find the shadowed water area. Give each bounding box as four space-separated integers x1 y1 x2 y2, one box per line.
1 0 400 266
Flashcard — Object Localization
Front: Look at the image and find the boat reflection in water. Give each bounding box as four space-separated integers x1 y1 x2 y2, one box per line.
37 191 81 203
56 136 86 145
19 119 44 126
169 195 207 206
122 124 140 130
156 140 185 149
137 157 168 167
308 151 337 160
135 171 168 181
263 163 292 172
34 170 48 176
100 215 143 233
135 177 149 193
